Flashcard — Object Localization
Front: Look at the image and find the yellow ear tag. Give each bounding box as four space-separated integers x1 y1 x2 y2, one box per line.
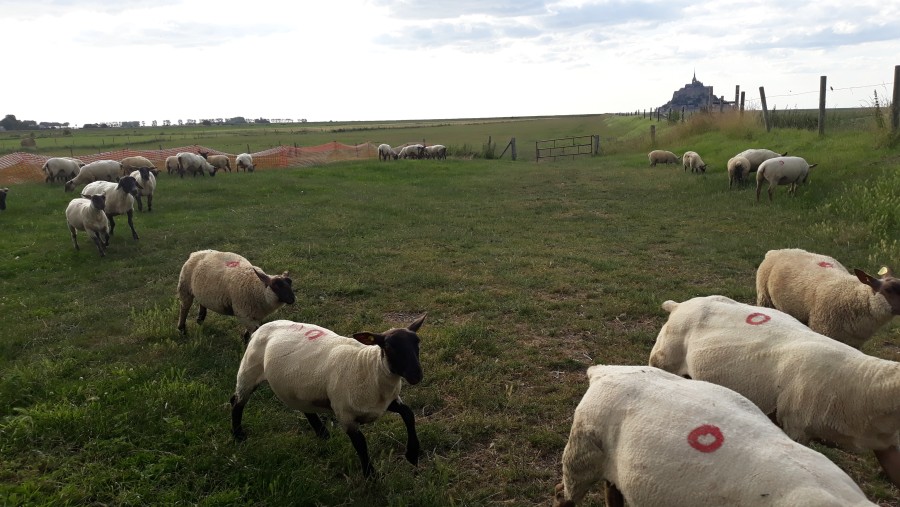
878 266 888 276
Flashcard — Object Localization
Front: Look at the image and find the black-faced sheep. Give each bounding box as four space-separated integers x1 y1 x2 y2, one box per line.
42 157 83 183
120 156 158 177
235 153 255 172
81 176 141 244
377 144 396 161
198 151 231 173
130 168 156 212
64 160 121 192
176 152 216 178
727 155 751 188
65 194 109 257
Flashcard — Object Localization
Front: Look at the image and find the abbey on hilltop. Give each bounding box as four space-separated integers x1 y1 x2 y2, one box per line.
659 71 731 113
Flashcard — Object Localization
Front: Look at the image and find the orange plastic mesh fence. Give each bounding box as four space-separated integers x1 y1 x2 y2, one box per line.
0 142 379 185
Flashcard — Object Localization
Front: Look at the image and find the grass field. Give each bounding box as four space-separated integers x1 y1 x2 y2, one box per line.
1 113 899 506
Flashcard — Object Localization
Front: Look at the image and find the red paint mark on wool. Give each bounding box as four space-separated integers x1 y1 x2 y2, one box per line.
746 312 771 325
305 329 325 340
226 261 240 268
818 261 834 268
687 425 724 453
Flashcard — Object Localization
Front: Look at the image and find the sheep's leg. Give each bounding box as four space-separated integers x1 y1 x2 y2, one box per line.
126 210 139 240
346 428 375 477
559 430 606 505
387 399 420 466
107 214 116 242
147 194 152 212
874 446 900 488
135 195 143 212
177 296 193 334
90 231 105 257
69 225 79 251
304 413 330 439
603 481 625 507
196 305 207 324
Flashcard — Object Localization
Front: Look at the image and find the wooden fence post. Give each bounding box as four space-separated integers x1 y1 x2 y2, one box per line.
740 92 745 114
892 64 900 132
681 106 685 123
511 137 517 161
818 75 827 137
720 96 725 113
759 86 771 132
593 135 600 155
535 141 539 163
735 85 740 110
650 125 656 146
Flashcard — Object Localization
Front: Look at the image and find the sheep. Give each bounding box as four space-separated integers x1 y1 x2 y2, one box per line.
727 155 751 188
756 248 900 348
398 144 425 159
0 188 8 211
130 168 157 212
647 150 678 167
176 152 216 178
120 156 158 177
165 155 182 176
756 156 817 201
735 148 787 173
377 143 396 161
64 160 122 192
235 153 255 172
649 294 900 488
553 364 876 507
681 150 707 173
80 176 141 244
42 157 83 183
198 151 231 173
65 195 110 257
176 249 295 342
424 145 447 160
229 314 426 477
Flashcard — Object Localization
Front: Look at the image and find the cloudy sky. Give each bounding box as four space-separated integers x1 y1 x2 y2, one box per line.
2 0 898 127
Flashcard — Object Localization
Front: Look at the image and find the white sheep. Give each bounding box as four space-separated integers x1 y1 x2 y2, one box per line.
199 151 231 173
0 187 8 211
230 314 426 477
681 150 707 173
756 248 899 348
120 156 158 176
553 364 876 507
176 249 295 342
64 160 121 192
42 157 83 183
647 150 678 167
65 195 110 257
756 156 817 201
165 155 182 176
649 294 900 488
398 144 425 159
130 168 157 212
424 145 447 160
80 176 141 244
735 148 787 173
176 152 216 178
377 144 396 161
235 153 255 172
727 155 751 188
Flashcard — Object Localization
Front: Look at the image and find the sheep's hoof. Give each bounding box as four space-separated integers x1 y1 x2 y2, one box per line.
405 451 419 466
233 427 248 442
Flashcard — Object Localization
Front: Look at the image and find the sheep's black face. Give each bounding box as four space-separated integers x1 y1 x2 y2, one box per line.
90 194 106 212
881 276 900 315
270 276 295 305
384 330 422 385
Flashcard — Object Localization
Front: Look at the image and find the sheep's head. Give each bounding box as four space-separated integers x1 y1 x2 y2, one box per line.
353 314 426 385
254 269 295 305
198 150 209 159
88 194 106 211
0 187 7 210
855 268 900 315
137 167 152 181
116 176 143 199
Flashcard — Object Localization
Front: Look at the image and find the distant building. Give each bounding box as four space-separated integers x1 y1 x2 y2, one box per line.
660 71 731 113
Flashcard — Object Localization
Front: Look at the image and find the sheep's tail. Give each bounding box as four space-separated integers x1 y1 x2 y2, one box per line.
661 300 679 313
808 163 818 169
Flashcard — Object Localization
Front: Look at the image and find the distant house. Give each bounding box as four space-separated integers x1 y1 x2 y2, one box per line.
660 72 731 113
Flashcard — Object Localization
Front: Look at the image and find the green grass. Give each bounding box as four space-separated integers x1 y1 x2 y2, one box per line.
1 114 899 506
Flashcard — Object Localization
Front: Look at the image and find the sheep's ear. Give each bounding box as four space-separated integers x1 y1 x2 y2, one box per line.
781 151 788 156
353 332 385 347
280 271 292 285
407 313 426 332
253 268 271 286
854 269 882 292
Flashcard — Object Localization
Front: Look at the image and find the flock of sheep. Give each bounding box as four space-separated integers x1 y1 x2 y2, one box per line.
648 148 818 201
377 143 447 161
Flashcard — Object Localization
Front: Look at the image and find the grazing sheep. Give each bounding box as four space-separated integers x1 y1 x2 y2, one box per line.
0 187 8 211
230 314 426 477
235 153 255 172
647 150 678 167
756 248 900 348
198 151 231 173
177 152 216 178
649 295 900 488
130 168 157 212
727 155 751 188
176 250 295 342
65 195 110 257
377 144 396 161
398 144 425 159
42 157 83 183
424 145 447 160
756 156 817 201
553 364 876 507
120 156 158 177
735 148 787 173
165 155 182 176
80 176 141 244
682 150 707 173
64 160 122 192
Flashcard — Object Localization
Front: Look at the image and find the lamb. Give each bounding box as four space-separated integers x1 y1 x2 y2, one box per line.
649 294 900 487
398 144 425 159
176 249 295 342
42 157 83 183
130 168 157 212
553 364 875 507
198 151 231 173
235 153 255 172
120 156 158 177
230 314 426 477
424 145 447 160
756 156 817 201
65 195 110 257
80 176 141 244
647 150 678 167
735 148 787 173
165 155 182 176
682 150 707 173
0 188 8 211
64 160 122 192
176 152 216 178
756 248 900 348
727 155 751 188
377 143 396 161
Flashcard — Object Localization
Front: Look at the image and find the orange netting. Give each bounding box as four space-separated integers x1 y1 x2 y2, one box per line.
0 142 380 185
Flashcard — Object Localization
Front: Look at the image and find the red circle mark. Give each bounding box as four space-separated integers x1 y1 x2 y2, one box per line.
746 312 771 325
687 424 724 453
305 329 325 340
226 261 240 268
818 261 834 268
779 160 785 165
